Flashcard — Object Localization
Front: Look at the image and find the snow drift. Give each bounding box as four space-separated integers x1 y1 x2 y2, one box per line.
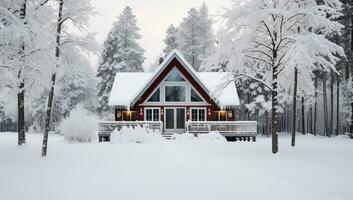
171 131 227 143
110 125 163 144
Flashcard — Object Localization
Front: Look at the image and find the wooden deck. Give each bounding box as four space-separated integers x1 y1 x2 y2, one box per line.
186 121 257 141
98 121 163 142
98 121 257 142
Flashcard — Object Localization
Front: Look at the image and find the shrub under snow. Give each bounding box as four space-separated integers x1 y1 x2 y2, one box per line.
171 131 227 143
61 105 98 143
110 125 163 144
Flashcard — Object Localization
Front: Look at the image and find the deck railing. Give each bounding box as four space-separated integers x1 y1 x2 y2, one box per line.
186 121 257 137
98 121 163 137
98 120 257 142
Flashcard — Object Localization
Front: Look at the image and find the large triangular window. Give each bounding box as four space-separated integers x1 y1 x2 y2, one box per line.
147 88 160 102
165 68 185 81
191 89 203 102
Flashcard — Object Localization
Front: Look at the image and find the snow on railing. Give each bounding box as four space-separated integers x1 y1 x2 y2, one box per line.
98 121 163 136
185 121 257 136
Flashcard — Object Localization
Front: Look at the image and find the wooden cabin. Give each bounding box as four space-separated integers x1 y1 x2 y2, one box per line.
99 50 256 141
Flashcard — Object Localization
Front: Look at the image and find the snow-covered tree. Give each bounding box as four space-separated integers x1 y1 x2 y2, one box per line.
205 0 344 153
198 3 215 66
51 51 97 127
163 24 178 56
96 6 145 114
177 4 214 71
336 0 353 134
42 0 97 157
0 0 55 145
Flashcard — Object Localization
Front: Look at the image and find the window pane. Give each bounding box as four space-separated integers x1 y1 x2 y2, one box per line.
146 109 152 121
199 109 205 121
191 109 198 121
191 89 203 102
165 68 185 81
176 109 185 129
153 109 159 121
147 88 160 102
165 86 186 102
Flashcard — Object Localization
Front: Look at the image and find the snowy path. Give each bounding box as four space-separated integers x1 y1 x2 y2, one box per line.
0 133 353 200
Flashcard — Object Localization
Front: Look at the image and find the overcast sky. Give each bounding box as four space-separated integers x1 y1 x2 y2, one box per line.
88 0 232 71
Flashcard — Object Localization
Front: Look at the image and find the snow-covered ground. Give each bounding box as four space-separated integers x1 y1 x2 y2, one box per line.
1 132 353 200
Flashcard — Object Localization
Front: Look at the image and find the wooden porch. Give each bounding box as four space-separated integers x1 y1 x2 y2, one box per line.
98 120 257 142
98 121 163 142
186 121 257 141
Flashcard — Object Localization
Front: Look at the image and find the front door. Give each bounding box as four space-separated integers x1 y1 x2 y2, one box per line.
164 107 186 133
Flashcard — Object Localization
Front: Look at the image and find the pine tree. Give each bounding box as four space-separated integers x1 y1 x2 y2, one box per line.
163 24 178 56
198 3 214 62
177 4 214 71
177 8 200 69
96 6 145 114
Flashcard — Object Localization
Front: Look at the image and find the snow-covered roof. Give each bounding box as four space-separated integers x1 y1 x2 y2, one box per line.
108 73 151 108
108 50 240 108
197 72 240 107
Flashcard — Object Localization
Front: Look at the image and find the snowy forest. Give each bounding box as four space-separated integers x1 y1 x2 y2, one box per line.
0 0 353 155
1 1 353 200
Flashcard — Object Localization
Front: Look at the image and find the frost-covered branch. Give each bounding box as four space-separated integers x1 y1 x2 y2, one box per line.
233 73 273 92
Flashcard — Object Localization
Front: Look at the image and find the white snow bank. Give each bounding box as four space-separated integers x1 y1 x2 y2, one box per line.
171 131 227 143
110 125 163 144
61 105 98 143
197 131 228 142
171 132 197 141
1 133 353 200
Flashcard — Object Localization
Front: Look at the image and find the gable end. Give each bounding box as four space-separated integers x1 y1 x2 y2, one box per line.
132 57 218 108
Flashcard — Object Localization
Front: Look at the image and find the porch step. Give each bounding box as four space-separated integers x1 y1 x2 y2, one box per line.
162 133 174 139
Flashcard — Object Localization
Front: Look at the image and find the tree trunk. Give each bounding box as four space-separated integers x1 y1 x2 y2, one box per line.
336 78 340 135
301 96 305 135
323 75 329 137
271 52 279 154
265 111 269 137
17 71 25 145
17 0 27 146
314 76 318 136
42 0 64 157
309 106 313 134
291 68 298 147
330 70 334 137
350 11 353 136
351 102 353 136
